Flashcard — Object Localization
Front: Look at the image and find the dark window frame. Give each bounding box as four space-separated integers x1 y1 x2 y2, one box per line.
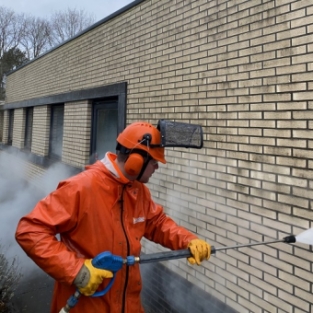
24 107 33 151
3 82 127 169
90 98 119 162
49 104 64 160
8 109 14 145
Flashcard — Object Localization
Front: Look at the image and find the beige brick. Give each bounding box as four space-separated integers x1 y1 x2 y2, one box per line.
266 272 293 294
252 169 276 182
264 254 293 274
294 91 313 101
250 204 276 219
239 144 262 153
293 207 313 221
293 148 313 159
227 280 249 299
264 93 292 102
277 138 306 148
264 291 293 312
278 289 310 312
293 129 313 139
12 108 25 149
294 267 313 286
278 194 308 208
277 175 307 188
32 106 50 156
4 1 313 312
238 295 262 313
226 299 250 313
262 182 291 194
237 176 260 188
280 254 310 277
250 136 275 146
222 200 246 214
276 156 306 168
238 111 262 119
292 168 313 179
251 293 278 312
263 146 293 156
292 186 313 200
251 187 277 201
292 0 312 10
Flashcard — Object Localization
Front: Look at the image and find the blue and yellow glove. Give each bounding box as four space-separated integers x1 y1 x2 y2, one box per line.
74 259 113 296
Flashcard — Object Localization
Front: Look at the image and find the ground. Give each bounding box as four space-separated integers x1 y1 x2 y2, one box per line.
12 268 53 312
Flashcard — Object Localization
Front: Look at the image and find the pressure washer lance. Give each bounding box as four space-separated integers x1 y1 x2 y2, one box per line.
60 234 296 312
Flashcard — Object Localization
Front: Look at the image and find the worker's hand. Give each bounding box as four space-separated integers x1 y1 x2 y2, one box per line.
74 259 113 296
187 239 211 265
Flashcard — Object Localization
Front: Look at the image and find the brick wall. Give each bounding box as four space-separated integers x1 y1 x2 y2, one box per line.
12 108 25 149
4 0 313 312
2 110 10 144
63 101 92 168
31 105 50 156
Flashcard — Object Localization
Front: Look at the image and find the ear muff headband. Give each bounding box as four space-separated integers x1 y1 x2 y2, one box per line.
136 156 151 181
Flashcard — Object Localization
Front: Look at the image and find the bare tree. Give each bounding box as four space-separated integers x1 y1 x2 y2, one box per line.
20 16 51 59
0 6 25 99
0 6 96 98
0 7 24 59
49 8 95 45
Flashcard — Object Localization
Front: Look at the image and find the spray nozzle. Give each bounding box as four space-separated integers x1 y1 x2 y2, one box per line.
283 235 296 243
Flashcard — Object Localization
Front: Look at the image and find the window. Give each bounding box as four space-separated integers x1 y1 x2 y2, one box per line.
24 107 33 151
8 109 14 145
0 110 3 142
49 104 64 159
91 100 118 162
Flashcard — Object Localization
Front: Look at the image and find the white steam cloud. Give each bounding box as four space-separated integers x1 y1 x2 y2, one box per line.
0 149 75 274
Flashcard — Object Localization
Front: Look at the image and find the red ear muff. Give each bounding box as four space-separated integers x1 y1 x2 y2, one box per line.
124 153 145 176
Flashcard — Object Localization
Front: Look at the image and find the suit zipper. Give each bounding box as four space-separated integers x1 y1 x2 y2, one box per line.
120 185 130 313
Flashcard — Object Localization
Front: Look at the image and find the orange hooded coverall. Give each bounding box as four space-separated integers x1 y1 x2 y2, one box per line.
15 153 197 313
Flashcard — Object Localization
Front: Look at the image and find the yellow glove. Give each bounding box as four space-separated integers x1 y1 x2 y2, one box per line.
74 259 113 296
187 239 211 265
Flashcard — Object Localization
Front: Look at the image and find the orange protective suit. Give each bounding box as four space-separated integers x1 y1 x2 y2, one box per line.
15 153 197 313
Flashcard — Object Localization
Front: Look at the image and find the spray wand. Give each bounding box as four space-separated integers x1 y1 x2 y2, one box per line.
137 234 299 264
60 229 313 312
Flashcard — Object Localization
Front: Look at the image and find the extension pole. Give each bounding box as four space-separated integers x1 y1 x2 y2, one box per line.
139 235 296 264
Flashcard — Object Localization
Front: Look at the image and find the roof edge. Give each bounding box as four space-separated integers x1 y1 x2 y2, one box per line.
7 0 146 75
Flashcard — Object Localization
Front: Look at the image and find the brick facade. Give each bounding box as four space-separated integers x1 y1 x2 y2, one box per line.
63 100 92 168
2 109 10 145
12 108 25 149
31 105 50 157
2 0 313 312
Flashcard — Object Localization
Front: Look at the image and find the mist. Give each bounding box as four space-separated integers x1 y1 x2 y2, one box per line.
0 149 75 275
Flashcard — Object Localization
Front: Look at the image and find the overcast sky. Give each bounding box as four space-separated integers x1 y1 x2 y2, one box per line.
1 0 135 23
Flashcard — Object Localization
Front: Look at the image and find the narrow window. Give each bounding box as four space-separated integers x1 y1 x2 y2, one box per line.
49 104 64 160
91 100 118 162
0 110 3 142
8 109 14 145
24 107 33 151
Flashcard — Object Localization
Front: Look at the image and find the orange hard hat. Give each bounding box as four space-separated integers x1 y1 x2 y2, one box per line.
117 122 166 164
